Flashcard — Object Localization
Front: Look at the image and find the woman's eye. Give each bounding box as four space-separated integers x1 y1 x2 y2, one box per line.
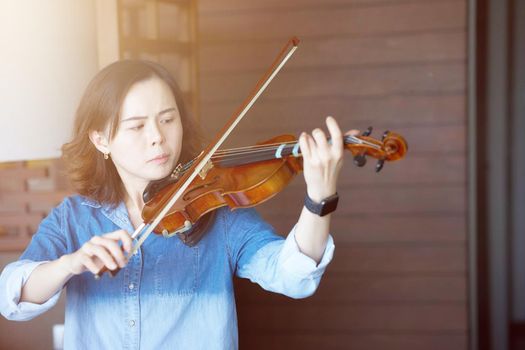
160 117 173 124
129 124 144 131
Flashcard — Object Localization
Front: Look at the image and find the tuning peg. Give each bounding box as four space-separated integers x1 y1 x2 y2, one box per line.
353 154 367 167
375 159 385 172
362 126 373 137
382 130 390 141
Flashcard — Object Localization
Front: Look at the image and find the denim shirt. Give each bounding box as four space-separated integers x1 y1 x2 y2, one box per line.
0 195 334 349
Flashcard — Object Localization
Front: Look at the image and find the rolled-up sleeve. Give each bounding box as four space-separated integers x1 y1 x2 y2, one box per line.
279 224 335 279
0 260 62 321
227 208 335 299
0 201 67 321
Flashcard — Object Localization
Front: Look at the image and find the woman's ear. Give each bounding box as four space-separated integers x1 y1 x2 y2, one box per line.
89 130 110 154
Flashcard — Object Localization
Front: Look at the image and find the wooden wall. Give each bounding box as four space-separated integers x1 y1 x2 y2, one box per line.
197 0 468 349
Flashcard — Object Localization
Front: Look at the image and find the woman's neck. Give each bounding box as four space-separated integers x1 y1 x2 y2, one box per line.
122 180 148 229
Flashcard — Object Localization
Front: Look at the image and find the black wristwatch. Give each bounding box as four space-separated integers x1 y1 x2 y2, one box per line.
304 192 339 216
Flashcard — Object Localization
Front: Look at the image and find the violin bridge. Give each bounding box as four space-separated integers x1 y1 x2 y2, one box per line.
171 163 183 180
199 160 213 179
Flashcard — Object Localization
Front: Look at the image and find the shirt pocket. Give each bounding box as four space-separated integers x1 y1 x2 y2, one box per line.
154 244 199 296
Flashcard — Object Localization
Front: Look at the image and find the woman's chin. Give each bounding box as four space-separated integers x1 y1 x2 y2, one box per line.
150 168 173 181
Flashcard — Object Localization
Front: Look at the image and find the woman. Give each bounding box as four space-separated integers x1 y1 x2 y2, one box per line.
0 60 348 349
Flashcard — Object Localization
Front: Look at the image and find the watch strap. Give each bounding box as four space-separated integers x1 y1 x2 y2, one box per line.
304 192 339 216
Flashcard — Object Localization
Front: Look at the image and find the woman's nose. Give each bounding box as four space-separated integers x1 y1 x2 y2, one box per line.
149 121 164 146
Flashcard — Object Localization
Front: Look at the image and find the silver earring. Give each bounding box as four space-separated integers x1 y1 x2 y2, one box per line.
104 152 110 160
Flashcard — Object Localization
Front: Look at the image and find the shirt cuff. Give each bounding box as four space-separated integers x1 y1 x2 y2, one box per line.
279 224 335 279
0 260 62 321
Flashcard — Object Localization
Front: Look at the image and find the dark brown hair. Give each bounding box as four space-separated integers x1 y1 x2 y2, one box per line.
62 60 215 244
62 60 203 206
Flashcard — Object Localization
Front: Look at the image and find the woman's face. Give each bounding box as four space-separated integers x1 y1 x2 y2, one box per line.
106 76 183 187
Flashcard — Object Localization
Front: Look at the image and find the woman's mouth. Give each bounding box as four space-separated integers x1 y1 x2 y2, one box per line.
148 154 169 164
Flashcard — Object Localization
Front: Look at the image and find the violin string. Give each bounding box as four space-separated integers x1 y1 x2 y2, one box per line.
179 136 381 171
212 135 379 158
219 135 380 153
213 144 299 162
213 140 297 155
193 138 374 166
213 146 297 164
212 136 358 156
180 143 297 171
214 142 297 159
211 138 380 166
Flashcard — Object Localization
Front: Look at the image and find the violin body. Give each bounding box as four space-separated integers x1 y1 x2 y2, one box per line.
142 135 303 240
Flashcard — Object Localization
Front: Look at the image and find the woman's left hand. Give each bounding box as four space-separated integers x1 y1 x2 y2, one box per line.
298 116 358 203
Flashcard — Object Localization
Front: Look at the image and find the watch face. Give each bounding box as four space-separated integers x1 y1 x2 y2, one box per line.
320 197 339 216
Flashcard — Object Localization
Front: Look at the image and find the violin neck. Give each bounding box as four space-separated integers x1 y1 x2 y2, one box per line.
211 135 360 168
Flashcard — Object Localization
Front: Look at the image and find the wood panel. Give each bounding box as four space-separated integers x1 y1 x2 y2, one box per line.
256 185 466 217
199 1 466 41
200 31 465 73
238 333 467 350
200 94 465 129
198 0 468 348
200 63 466 103
267 214 466 244
199 0 449 13
327 244 466 273
237 304 467 331
236 273 466 303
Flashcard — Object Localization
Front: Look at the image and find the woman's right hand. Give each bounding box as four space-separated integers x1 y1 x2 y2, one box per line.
64 230 133 276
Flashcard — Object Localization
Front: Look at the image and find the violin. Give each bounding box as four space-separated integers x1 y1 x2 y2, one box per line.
95 36 407 278
141 128 407 245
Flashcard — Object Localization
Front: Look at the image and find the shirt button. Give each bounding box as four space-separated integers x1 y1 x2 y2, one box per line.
128 283 135 290
129 320 135 327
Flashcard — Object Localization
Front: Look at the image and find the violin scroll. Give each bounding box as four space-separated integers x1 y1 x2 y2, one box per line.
344 126 407 172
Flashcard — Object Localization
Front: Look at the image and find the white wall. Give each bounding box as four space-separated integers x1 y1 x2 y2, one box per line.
0 0 99 162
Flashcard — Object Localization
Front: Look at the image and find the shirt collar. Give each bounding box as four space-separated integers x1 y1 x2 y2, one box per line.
81 197 135 233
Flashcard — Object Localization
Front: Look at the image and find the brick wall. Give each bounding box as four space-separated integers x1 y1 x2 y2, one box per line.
0 160 71 252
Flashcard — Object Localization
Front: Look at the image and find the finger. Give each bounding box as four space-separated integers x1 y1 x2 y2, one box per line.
299 132 311 160
304 133 320 166
92 235 127 266
326 116 344 152
312 128 329 149
81 254 103 275
92 256 105 270
345 129 360 136
83 242 118 270
91 236 127 268
103 230 132 254
311 128 331 162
